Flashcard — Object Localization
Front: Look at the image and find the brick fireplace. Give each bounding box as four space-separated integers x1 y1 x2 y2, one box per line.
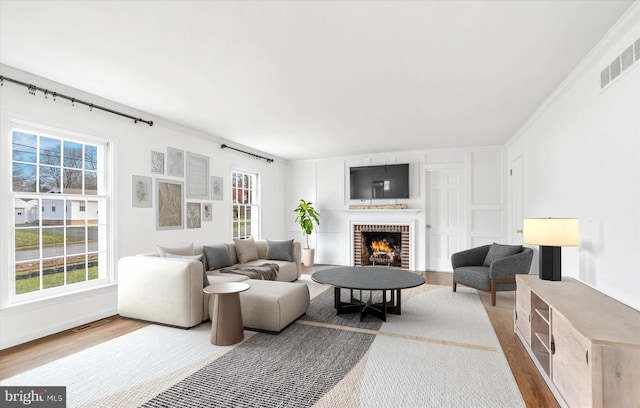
353 224 411 269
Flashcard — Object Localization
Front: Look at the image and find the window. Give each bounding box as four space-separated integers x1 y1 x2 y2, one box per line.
231 170 260 240
11 125 109 300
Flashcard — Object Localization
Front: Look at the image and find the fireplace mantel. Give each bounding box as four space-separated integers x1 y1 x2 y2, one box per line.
344 209 422 214
345 209 422 226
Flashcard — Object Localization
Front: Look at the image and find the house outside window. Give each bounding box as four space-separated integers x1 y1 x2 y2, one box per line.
10 124 109 301
231 170 260 240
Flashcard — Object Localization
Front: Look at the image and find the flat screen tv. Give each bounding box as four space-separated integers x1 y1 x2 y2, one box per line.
349 163 409 200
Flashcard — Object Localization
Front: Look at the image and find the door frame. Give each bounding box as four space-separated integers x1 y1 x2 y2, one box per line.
509 155 524 244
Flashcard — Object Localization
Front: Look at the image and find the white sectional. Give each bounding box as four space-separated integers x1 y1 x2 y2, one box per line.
118 239 308 330
240 279 310 333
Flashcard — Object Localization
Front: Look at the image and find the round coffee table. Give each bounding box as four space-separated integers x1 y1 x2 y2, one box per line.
311 266 425 321
203 282 251 346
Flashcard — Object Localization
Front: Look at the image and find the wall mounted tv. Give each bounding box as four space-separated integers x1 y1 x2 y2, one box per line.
349 163 409 200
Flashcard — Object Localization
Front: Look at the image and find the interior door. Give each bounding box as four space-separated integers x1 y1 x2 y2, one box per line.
510 155 524 244
426 168 464 271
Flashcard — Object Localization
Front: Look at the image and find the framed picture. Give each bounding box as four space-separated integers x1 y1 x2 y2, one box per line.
211 176 223 200
186 152 210 199
156 179 183 230
167 147 184 177
151 151 164 174
132 175 152 208
203 202 213 222
186 202 202 229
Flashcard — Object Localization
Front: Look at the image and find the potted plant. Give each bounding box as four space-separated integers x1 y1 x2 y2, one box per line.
294 199 320 267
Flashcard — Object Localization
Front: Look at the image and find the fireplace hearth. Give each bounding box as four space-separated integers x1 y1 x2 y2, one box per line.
353 224 410 269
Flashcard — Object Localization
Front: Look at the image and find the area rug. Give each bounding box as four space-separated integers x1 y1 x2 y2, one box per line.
297 286 385 330
1 281 525 407
143 323 375 408
358 286 524 407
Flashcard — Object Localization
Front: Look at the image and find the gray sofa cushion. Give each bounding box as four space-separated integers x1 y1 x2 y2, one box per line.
483 243 522 266
265 239 294 262
203 245 233 271
166 253 207 287
234 237 259 263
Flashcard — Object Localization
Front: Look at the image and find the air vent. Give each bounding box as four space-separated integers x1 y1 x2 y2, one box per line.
600 36 640 89
621 45 634 71
610 56 622 80
600 66 610 88
72 318 111 332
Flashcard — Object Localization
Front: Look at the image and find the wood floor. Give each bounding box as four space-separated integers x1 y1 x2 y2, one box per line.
0 269 559 408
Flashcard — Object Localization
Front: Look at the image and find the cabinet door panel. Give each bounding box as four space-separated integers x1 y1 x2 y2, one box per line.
601 345 640 408
515 282 531 344
552 311 592 408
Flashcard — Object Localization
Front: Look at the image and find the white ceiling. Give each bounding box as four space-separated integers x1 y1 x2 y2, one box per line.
0 1 634 160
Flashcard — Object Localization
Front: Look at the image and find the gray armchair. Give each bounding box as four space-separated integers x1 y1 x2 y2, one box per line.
451 243 533 306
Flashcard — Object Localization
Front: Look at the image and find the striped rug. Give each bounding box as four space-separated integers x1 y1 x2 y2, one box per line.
1 278 524 407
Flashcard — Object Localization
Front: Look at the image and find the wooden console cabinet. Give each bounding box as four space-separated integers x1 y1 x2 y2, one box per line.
515 275 640 408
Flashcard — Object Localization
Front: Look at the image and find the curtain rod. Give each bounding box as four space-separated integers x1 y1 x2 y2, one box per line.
0 75 153 127
221 144 273 163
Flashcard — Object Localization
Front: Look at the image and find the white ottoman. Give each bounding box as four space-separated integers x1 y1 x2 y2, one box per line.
239 279 310 333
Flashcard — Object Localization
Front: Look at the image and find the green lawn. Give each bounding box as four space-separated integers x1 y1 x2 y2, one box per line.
15 229 88 250
16 266 99 294
14 227 101 294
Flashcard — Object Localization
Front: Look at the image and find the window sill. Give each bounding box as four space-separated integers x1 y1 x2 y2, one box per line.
0 282 117 313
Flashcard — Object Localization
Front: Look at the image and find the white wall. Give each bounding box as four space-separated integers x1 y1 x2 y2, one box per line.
288 147 506 271
0 65 289 349
507 6 640 311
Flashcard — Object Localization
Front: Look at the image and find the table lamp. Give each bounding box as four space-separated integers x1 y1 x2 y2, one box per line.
523 218 579 281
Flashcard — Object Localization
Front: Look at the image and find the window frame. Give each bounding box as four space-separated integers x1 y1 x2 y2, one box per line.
231 169 260 241
7 121 113 305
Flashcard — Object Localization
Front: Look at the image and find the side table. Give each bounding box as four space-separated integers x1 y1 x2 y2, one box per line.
203 282 251 346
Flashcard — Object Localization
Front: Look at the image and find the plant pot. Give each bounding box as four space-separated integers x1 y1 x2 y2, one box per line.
302 248 315 267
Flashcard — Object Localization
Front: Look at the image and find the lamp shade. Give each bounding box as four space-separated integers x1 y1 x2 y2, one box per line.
523 218 579 247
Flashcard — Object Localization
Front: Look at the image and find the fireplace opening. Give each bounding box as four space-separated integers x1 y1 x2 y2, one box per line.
353 224 410 269
361 231 402 267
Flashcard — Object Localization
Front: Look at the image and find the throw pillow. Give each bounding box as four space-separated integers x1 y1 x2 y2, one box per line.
166 253 208 287
265 239 294 262
157 243 194 257
233 237 259 263
203 245 233 271
483 243 522 267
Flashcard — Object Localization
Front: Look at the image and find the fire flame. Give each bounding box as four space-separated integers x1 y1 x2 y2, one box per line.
371 240 393 253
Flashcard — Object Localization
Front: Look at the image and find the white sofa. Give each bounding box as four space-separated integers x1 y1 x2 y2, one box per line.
118 239 306 329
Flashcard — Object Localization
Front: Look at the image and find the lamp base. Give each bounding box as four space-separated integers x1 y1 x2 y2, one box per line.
539 246 561 281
